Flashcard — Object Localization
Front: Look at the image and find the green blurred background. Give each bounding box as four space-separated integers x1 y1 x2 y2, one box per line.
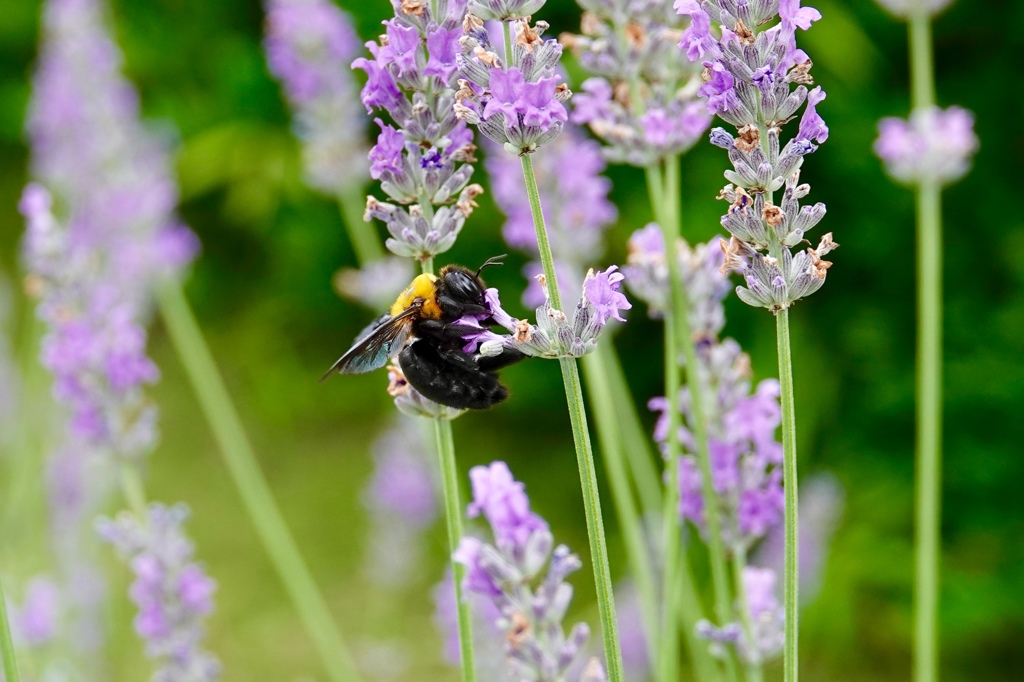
0 0 1021 679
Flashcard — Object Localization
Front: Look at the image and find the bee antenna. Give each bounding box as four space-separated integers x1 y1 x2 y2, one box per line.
476 254 507 278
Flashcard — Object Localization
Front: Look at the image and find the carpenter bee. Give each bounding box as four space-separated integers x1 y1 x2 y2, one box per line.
321 256 525 409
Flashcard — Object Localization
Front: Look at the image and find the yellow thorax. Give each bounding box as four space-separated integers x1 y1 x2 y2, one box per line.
390 273 442 320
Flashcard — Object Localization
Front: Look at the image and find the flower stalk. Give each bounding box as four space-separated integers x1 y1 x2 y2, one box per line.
909 12 941 682
156 282 362 682
520 154 625 682
432 414 477 682
776 308 798 682
582 351 660 665
0 573 20 682
647 157 737 682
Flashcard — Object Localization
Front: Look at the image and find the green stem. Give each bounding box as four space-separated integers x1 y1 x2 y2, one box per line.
338 184 383 264
520 154 624 682
582 352 659 666
912 179 942 682
434 418 477 682
156 282 362 682
644 161 683 682
731 547 765 682
909 13 941 682
0 572 20 682
595 342 663 514
647 158 736 682
418 255 477 682
676 557 724 682
776 308 798 682
502 21 513 66
119 464 150 522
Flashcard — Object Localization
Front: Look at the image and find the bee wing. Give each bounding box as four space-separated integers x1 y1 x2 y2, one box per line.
320 309 417 382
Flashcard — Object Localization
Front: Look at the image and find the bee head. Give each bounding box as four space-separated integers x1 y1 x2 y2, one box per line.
439 266 486 304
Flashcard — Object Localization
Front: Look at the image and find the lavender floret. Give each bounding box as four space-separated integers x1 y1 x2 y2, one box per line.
466 267 631 361
456 16 571 155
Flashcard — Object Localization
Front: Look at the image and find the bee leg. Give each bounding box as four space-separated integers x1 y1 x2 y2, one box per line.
398 340 509 410
436 295 490 319
476 346 527 371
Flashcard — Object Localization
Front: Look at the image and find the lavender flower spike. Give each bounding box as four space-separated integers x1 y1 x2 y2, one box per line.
454 462 598 681
565 0 710 166
352 0 483 261
874 106 978 186
456 15 572 155
265 0 368 194
678 0 837 312
640 236 785 551
461 267 631 361
98 504 220 681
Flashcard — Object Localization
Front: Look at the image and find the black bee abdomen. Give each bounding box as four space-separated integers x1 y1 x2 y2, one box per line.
398 340 509 410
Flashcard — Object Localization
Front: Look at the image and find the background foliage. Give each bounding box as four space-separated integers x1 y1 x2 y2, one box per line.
0 0 1021 680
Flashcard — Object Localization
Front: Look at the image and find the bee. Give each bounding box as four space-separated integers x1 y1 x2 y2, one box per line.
321 256 525 409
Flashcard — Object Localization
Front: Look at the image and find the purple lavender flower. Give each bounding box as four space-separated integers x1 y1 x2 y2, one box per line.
456 16 571 154
564 0 710 165
678 0 837 312
638 237 784 550
98 504 219 681
695 566 783 664
24 0 197 460
874 106 978 186
264 0 368 193
352 0 483 261
454 461 595 681
485 124 617 306
12 576 61 647
739 566 785 660
466 267 631 361
467 461 548 551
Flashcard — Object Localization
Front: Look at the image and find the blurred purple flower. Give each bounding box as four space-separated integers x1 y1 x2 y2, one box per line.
24 0 197 463
875 106 978 186
565 0 710 165
13 576 61 647
264 0 368 192
98 503 220 680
